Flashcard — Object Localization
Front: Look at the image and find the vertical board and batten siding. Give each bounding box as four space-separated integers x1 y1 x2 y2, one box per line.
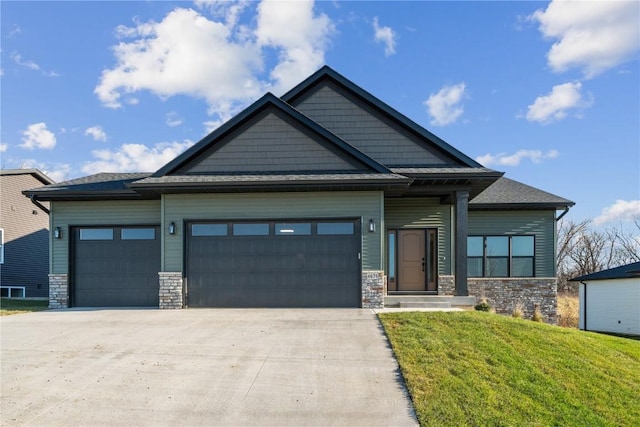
0 174 50 296
468 210 556 277
579 279 640 336
163 191 383 272
50 200 161 274
384 198 452 275
292 83 459 166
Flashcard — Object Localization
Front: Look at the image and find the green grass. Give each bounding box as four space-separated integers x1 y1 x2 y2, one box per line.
0 298 49 316
379 311 640 427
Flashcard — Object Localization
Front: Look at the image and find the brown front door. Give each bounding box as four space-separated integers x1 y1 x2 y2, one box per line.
398 229 426 291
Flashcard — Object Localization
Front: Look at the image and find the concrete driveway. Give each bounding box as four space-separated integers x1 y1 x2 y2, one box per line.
1 309 417 426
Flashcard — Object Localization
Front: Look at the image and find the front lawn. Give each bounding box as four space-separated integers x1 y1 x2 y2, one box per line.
0 298 49 316
379 311 640 426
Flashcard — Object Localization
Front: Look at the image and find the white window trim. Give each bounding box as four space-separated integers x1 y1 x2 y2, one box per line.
0 228 4 264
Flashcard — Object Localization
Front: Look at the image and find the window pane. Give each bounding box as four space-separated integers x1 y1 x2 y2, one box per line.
121 228 155 240
512 258 534 277
79 228 113 240
388 232 396 279
233 223 269 236
467 258 483 277
486 258 508 277
467 236 483 256
275 223 311 236
512 236 534 256
486 236 508 256
192 224 228 236
317 222 354 235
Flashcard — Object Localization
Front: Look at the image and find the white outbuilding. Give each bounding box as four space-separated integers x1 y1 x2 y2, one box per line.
572 262 640 337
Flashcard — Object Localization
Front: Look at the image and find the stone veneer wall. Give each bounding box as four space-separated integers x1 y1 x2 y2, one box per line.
48 274 68 309
159 272 183 309
362 270 385 308
438 275 558 324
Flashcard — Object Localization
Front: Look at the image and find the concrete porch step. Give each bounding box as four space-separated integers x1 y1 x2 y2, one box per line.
384 295 476 309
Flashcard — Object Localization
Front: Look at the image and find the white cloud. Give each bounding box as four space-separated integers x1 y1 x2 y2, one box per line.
95 8 264 117
476 149 559 167
0 143 8 153
203 118 227 135
85 125 107 142
256 0 333 94
373 17 396 57
17 159 70 182
424 83 466 126
20 122 56 150
166 112 183 127
594 200 640 225
81 140 194 174
10 52 59 77
530 0 640 78
96 1 333 120
526 82 592 123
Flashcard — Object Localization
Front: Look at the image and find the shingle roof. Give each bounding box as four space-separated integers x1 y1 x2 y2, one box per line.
1 168 55 185
470 177 574 209
570 262 640 282
23 173 152 199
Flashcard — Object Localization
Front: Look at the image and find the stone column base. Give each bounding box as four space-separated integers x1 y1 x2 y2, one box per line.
362 270 385 308
159 272 183 309
48 274 69 309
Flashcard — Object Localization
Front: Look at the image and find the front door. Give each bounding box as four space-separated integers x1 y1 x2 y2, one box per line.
398 229 426 291
389 228 438 292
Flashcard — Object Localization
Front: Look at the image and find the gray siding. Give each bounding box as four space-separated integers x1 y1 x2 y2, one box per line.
50 200 161 274
384 198 452 275
0 174 50 296
179 111 358 174
293 83 459 166
468 210 556 277
163 191 383 272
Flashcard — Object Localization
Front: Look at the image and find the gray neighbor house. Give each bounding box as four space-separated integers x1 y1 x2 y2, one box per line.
24 66 573 322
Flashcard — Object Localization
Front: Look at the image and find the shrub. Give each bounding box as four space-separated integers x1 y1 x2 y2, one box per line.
557 294 579 328
474 299 492 312
532 305 544 322
512 301 524 319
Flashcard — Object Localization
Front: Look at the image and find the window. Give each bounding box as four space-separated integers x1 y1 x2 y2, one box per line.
121 228 155 240
467 235 535 277
317 222 354 235
79 228 114 240
233 223 269 236
275 223 311 236
192 224 228 237
0 228 4 264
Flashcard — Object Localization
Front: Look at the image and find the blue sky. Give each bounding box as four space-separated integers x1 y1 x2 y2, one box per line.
1 0 638 227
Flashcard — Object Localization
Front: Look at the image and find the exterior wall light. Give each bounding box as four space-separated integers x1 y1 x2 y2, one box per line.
368 219 376 233
168 222 176 235
54 227 62 239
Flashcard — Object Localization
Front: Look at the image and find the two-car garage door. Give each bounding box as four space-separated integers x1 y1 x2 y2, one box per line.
71 219 361 308
186 220 361 308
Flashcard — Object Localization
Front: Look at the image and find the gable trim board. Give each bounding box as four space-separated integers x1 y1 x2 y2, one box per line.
21 66 573 317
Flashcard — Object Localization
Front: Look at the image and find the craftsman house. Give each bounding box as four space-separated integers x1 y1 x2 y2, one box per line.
24 66 573 322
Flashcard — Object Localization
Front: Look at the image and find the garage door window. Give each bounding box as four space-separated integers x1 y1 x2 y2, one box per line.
79 228 114 240
276 223 311 236
121 228 155 240
317 222 354 235
233 223 269 236
192 224 228 236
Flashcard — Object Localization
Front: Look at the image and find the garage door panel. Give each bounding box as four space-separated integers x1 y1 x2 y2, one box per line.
187 220 360 308
72 226 160 307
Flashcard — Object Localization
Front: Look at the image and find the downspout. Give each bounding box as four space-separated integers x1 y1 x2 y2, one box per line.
29 195 50 215
555 206 570 221
583 281 588 331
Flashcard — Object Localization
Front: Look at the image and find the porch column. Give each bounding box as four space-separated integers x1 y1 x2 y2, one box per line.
454 190 469 296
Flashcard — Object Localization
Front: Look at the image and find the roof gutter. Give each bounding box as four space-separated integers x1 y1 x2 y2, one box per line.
28 195 50 215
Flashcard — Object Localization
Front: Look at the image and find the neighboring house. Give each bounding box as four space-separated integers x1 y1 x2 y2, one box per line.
1 169 54 298
572 262 640 336
24 66 573 322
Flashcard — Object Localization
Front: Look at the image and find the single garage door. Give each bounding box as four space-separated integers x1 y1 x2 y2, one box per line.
186 220 361 308
72 226 160 307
